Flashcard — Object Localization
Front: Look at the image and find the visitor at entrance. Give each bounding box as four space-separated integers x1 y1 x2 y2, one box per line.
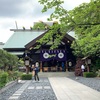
32 64 35 76
62 62 65 72
68 60 72 71
34 62 39 81
81 64 85 76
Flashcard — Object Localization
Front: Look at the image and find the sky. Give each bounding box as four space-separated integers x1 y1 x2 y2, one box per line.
0 0 90 43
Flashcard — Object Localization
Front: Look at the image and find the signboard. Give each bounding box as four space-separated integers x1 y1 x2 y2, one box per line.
40 49 66 61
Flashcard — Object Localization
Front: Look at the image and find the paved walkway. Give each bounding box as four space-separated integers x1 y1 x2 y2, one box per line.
8 78 57 100
49 77 100 100
38 72 75 77
7 76 100 100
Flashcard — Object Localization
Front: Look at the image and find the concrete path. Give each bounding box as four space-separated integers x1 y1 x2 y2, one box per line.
49 77 100 100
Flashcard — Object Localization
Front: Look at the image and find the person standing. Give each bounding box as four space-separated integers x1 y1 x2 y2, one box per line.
81 64 85 76
34 62 39 81
32 64 35 77
61 62 65 72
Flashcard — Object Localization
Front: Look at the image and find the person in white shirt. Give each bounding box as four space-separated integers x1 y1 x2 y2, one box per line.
81 64 85 76
34 62 39 81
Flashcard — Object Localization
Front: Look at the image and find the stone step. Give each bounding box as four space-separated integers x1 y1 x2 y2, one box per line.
38 72 75 77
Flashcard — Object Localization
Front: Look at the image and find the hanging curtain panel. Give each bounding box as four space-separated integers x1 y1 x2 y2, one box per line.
40 49 66 61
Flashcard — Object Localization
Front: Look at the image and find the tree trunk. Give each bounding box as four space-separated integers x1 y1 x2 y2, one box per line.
87 65 90 72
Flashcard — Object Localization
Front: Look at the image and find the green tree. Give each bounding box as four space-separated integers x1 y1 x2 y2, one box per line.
18 58 24 67
38 0 100 57
0 49 18 71
69 0 100 57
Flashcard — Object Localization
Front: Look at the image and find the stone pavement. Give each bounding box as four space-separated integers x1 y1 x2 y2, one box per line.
49 77 100 100
7 76 100 100
8 78 57 100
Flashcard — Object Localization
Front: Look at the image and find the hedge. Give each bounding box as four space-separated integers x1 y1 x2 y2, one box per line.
83 72 97 78
21 74 32 80
0 72 8 88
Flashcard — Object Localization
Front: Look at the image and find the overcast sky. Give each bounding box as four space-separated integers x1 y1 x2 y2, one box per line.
0 0 90 43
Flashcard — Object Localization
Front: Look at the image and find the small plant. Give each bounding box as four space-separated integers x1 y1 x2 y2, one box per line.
0 71 8 88
7 71 23 81
13 71 23 80
96 69 100 77
21 74 32 80
83 72 97 78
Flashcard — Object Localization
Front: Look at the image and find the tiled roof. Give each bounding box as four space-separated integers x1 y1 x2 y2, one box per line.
3 30 47 49
67 31 77 39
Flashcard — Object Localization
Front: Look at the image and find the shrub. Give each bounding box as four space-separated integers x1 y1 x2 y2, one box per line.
96 69 100 77
7 70 14 81
83 72 97 78
7 71 23 82
21 74 32 80
0 71 8 88
91 58 100 72
12 71 23 80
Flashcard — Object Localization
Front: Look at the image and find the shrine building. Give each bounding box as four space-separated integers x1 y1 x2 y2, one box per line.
3 22 76 72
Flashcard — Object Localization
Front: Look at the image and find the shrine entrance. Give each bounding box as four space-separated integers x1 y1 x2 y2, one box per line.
42 60 66 72
40 49 66 72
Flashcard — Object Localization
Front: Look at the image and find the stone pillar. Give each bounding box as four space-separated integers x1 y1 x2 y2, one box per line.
26 66 30 74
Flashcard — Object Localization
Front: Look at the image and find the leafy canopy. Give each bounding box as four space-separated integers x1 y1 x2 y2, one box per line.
70 0 100 57
38 0 100 57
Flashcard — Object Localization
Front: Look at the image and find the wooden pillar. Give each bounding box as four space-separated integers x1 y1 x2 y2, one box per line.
40 46 43 72
40 61 42 72
66 61 68 71
65 43 68 71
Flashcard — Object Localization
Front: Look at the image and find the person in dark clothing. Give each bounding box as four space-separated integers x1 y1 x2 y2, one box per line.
68 60 72 71
34 62 39 81
62 62 65 72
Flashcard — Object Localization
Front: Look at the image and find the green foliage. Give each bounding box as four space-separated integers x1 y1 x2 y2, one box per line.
7 71 23 81
0 50 8 67
18 58 24 67
91 58 100 72
0 49 18 71
21 74 32 80
70 0 100 57
0 70 23 88
35 23 64 49
12 71 23 80
38 0 100 57
96 70 100 77
0 71 8 88
83 72 97 78
95 58 100 70
33 22 50 30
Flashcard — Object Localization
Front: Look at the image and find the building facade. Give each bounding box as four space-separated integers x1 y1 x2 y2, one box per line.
3 26 76 72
